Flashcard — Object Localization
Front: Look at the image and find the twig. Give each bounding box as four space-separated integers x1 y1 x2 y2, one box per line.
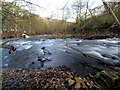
106 22 118 30
0 39 19 48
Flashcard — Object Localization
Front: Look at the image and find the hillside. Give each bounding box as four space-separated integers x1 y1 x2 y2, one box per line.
1 1 120 39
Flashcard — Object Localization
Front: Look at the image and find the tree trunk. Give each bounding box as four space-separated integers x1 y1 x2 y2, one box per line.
118 2 120 20
28 24 31 34
15 24 17 36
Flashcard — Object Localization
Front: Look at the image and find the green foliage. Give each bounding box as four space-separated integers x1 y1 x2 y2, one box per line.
96 72 100 78
66 34 72 37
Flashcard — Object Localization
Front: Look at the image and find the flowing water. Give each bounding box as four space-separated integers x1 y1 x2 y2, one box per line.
1 36 120 76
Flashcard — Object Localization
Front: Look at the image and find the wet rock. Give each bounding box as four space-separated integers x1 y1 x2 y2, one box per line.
41 47 45 50
100 70 119 86
77 43 80 45
111 56 116 60
9 51 11 54
41 60 46 63
38 58 42 61
42 39 45 41
48 52 51 55
45 58 52 61
32 62 35 64
81 61 87 66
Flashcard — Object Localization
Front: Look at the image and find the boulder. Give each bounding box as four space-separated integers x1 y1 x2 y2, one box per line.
100 70 119 86
22 33 29 38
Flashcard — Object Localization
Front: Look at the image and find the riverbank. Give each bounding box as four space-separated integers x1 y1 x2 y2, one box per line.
2 31 120 40
40 33 120 39
2 66 120 89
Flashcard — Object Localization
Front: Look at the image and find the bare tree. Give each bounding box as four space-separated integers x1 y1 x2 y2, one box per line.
60 0 70 21
72 0 86 25
101 0 120 26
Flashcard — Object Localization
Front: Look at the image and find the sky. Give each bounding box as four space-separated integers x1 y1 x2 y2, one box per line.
30 0 103 22
7 0 103 22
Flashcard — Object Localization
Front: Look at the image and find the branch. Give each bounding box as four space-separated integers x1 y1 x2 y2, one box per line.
20 0 44 9
81 6 120 28
101 0 120 26
60 0 70 10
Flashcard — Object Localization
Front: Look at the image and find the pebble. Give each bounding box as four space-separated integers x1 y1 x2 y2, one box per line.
2 67 96 89
32 62 35 64
68 79 75 86
75 83 81 88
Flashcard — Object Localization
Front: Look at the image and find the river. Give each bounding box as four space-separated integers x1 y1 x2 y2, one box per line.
1 35 120 76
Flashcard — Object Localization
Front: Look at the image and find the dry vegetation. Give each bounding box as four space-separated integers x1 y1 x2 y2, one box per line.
1 1 120 39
